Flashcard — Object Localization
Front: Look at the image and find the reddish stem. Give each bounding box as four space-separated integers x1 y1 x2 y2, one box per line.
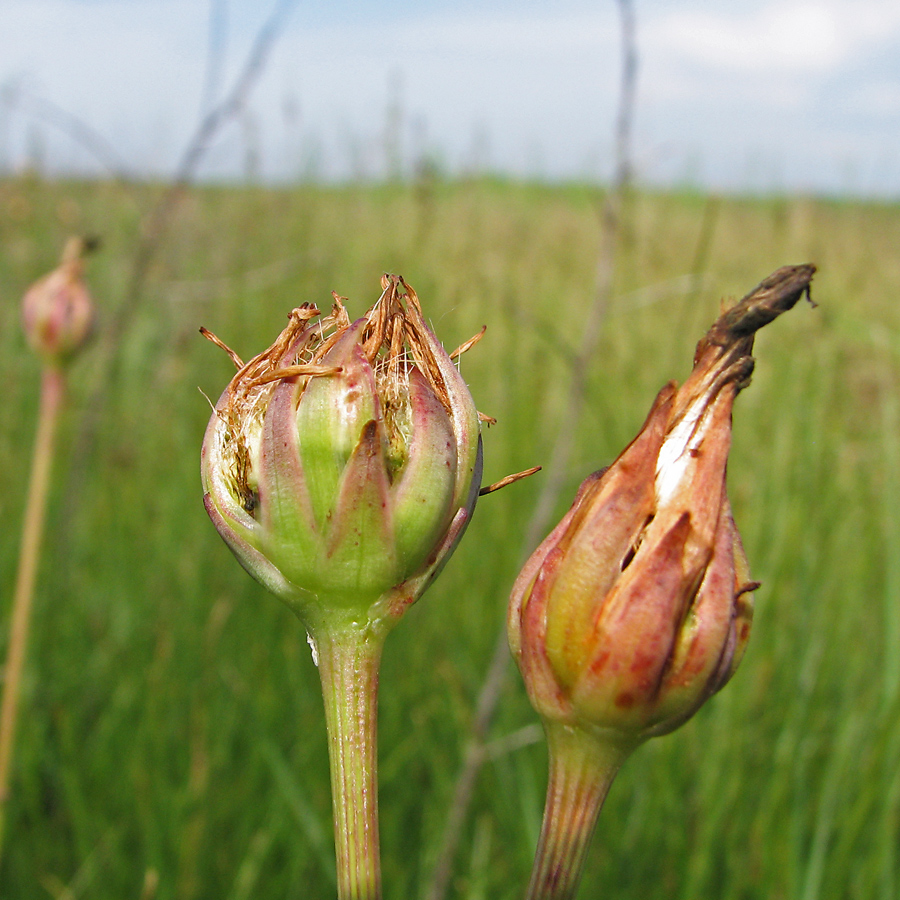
525 722 630 900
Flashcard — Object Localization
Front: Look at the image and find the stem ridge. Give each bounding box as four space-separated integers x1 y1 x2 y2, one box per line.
314 624 384 900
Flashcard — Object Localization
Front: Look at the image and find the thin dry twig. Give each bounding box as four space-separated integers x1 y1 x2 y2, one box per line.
117 0 299 329
478 467 542 497
424 3 639 898
7 88 134 185
59 0 298 530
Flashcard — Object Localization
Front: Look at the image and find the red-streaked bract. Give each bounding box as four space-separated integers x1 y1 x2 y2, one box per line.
22 237 95 368
509 264 815 748
201 275 483 631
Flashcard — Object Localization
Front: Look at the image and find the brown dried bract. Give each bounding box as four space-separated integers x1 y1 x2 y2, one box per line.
361 274 455 419
202 302 349 513
695 264 816 367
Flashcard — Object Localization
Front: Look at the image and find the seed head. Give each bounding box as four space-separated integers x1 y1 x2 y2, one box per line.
508 264 815 746
22 237 96 368
201 275 483 630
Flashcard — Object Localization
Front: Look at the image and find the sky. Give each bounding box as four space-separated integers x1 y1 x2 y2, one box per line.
1 0 899 196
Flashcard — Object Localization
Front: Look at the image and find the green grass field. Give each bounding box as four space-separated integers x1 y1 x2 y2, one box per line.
1 174 899 899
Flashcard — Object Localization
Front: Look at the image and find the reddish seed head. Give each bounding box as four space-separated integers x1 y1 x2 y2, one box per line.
508 265 814 746
22 236 96 367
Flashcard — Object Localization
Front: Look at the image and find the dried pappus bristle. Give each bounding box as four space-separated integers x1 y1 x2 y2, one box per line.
214 299 354 513
218 397 266 514
359 276 454 417
450 326 486 360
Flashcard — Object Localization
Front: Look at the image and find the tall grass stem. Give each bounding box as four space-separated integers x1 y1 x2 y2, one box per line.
426 4 637 895
0 366 66 863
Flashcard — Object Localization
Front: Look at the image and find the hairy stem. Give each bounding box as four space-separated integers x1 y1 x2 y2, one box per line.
313 621 384 900
525 723 629 900
0 366 66 862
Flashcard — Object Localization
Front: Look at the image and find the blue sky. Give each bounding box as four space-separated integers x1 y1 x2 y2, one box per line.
1 0 899 195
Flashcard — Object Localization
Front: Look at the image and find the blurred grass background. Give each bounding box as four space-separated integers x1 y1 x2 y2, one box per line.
0 173 898 899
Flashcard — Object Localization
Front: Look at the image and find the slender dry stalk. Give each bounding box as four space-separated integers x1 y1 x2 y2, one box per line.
0 367 66 862
0 236 95 869
8 88 133 184
58 0 298 537
424 3 638 898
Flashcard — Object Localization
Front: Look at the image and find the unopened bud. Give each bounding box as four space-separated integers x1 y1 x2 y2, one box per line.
509 264 816 747
21 237 96 367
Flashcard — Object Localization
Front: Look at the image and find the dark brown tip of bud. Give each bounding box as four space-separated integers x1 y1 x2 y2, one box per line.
700 264 816 360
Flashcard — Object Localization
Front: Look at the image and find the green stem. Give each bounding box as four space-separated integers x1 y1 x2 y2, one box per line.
525 722 630 900
312 620 385 900
0 366 66 863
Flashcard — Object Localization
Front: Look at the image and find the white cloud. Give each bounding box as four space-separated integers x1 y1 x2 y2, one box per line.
647 4 838 72
645 1 900 74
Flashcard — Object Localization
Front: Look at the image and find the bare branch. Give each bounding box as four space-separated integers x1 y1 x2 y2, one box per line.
424 3 640 898
522 0 637 557
60 0 299 534
7 87 133 183
136 0 298 274
199 0 230 118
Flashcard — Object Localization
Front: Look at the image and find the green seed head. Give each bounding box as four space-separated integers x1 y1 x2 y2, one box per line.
202 275 483 631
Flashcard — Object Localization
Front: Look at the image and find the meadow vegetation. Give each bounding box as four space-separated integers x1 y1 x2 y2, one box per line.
0 174 898 898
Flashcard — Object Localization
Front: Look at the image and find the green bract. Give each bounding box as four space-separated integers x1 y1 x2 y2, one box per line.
201 275 483 631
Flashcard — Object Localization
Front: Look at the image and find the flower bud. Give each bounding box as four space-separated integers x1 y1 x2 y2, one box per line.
509 264 815 747
22 237 96 367
201 275 483 629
